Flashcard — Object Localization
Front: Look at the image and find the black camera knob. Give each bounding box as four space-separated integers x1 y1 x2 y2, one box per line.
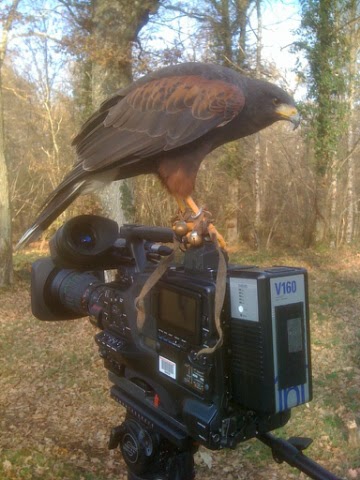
119 419 159 476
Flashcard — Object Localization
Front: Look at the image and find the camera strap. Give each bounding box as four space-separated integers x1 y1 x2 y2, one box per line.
197 239 227 356
135 238 180 331
135 237 227 356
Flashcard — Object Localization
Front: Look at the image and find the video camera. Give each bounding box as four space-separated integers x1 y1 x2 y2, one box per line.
31 215 341 480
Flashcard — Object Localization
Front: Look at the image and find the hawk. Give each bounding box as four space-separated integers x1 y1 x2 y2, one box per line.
17 62 299 249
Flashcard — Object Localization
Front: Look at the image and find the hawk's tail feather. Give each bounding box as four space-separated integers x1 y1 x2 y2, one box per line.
15 181 86 251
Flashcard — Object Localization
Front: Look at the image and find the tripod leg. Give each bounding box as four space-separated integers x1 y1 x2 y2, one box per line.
167 449 195 480
126 447 195 480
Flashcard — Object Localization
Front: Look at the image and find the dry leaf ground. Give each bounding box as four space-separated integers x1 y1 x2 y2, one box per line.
0 248 359 479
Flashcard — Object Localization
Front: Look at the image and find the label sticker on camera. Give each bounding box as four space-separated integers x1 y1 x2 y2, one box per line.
159 356 176 379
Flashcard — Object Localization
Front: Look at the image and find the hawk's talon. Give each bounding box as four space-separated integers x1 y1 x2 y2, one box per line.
173 195 227 250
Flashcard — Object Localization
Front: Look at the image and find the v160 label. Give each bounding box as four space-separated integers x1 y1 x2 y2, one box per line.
274 280 297 296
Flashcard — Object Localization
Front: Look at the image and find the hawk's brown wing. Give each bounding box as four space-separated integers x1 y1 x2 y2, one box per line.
74 75 245 172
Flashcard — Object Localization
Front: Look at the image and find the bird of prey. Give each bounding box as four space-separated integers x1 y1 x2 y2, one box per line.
16 62 300 249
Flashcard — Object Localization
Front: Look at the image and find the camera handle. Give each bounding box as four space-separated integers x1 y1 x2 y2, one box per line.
258 433 343 480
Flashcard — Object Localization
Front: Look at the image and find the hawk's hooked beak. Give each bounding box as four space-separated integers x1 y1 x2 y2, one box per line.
276 104 301 129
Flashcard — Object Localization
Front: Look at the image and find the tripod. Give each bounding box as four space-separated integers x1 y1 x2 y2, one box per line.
109 417 343 480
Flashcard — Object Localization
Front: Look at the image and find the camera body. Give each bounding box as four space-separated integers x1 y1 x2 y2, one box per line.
31 215 312 453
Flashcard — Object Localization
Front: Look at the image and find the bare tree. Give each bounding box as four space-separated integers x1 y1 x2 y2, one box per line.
344 0 359 244
253 0 262 247
67 0 160 226
0 0 20 285
6 6 81 242
195 0 253 245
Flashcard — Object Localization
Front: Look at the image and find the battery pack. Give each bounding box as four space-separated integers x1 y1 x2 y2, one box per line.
228 266 312 414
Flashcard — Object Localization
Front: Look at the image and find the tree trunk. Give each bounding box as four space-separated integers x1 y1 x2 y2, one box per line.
253 135 261 246
220 0 251 243
226 179 240 244
345 0 358 244
329 166 338 247
345 150 355 244
91 0 158 226
253 0 262 247
0 0 20 285
345 89 355 244
236 0 251 67
0 79 13 284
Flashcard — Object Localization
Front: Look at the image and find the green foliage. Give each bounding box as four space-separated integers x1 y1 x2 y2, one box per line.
295 0 350 175
120 180 136 221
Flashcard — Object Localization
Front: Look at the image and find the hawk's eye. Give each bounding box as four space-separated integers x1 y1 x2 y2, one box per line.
273 98 281 106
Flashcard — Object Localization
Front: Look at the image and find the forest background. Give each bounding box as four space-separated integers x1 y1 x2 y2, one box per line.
0 2 360 479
